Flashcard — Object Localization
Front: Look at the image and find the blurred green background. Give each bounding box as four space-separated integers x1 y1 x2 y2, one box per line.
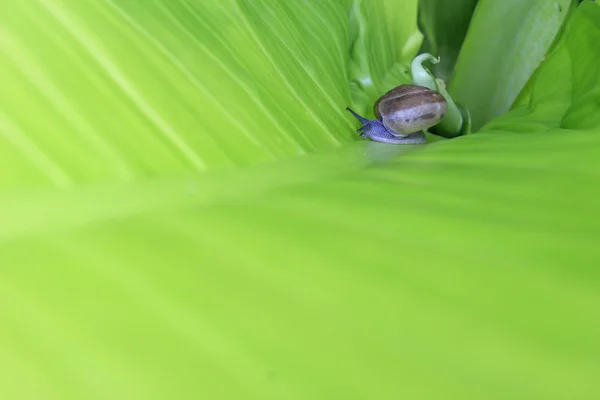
1 0 599 399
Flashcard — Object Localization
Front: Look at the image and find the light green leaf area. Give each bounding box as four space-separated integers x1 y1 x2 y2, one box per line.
449 0 575 131
2 1 600 400
0 0 341 186
0 0 422 188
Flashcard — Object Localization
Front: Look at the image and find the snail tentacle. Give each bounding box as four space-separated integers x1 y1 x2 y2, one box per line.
345 107 370 125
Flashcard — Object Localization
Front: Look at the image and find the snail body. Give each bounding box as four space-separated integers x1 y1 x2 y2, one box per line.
346 84 448 144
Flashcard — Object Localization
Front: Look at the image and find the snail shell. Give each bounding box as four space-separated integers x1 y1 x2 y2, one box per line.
374 84 448 135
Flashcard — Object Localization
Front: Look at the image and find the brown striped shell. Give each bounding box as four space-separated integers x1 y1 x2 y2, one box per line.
374 84 448 135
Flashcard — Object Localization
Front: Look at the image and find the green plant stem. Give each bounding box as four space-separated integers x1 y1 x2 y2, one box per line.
411 53 465 137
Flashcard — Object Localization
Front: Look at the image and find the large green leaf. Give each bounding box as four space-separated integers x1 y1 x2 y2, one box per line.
1 1 600 399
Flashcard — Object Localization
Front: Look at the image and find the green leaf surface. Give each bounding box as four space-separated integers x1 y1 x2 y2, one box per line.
2 1 600 399
449 0 575 131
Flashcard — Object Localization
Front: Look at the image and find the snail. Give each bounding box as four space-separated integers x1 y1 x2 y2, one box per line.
346 84 448 144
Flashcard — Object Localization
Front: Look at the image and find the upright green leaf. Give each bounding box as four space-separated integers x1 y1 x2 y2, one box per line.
482 0 600 133
417 0 480 83
449 0 574 131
